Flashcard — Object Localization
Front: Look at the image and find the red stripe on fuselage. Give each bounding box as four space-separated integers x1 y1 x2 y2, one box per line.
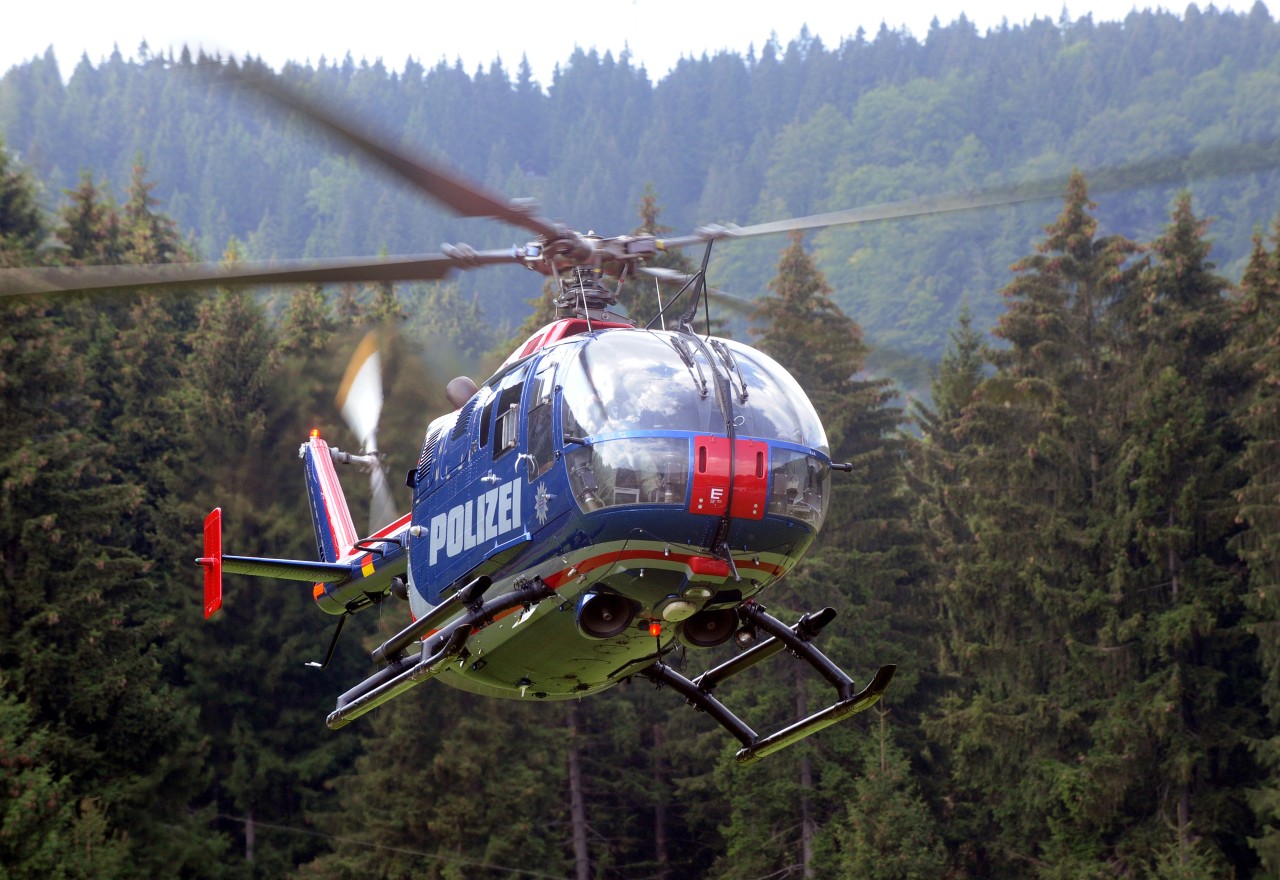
422 547 787 637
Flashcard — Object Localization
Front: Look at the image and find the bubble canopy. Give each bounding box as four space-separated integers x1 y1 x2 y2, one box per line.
559 330 829 453
557 330 833 529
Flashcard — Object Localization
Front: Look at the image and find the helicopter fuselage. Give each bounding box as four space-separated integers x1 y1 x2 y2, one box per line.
307 320 834 703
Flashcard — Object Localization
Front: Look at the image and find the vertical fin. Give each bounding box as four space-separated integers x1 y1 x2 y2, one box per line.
302 434 359 562
198 508 224 618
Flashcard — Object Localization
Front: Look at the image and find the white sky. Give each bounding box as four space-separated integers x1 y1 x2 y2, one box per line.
0 0 1243 86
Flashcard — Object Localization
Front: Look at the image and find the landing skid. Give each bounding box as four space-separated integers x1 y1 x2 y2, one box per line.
325 576 555 729
639 602 895 765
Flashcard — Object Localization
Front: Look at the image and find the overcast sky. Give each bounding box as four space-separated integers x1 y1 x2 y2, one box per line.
0 0 1248 86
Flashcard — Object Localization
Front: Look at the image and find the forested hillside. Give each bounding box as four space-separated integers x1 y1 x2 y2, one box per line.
4 7 1280 879
2 5 1279 372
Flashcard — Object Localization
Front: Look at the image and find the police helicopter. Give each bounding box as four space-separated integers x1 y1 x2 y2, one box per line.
3 65 1269 764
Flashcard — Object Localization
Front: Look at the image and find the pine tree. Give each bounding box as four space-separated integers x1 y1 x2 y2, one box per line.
58 170 123 264
121 156 184 264
1091 194 1253 873
1 165 230 876
0 141 46 267
707 231 929 879
615 186 700 328
834 711 946 879
1231 218 1280 870
0 687 131 879
926 172 1142 874
300 689 568 880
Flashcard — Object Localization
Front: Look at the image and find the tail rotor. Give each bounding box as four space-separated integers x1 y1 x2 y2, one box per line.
336 331 399 532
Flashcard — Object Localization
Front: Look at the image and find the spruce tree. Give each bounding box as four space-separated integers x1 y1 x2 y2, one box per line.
926 172 1142 874
705 231 929 878
1 206 229 875
0 141 46 267
1091 194 1253 873
1231 218 1280 870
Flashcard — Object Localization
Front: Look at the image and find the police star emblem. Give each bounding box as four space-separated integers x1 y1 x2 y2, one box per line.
534 482 553 526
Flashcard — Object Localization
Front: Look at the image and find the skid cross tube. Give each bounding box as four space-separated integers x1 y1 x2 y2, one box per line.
644 602 895 765
327 578 553 729
694 606 837 692
740 603 856 699
371 575 492 664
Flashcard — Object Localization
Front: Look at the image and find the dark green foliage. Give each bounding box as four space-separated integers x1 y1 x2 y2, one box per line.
0 156 230 876
6 16 1280 880
5 8 1280 371
0 688 131 879
0 139 46 266
300 689 569 880
1231 218 1280 869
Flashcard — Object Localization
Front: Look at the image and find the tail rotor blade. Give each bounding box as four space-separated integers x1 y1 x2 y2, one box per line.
369 464 399 533
335 331 402 532
336 331 383 450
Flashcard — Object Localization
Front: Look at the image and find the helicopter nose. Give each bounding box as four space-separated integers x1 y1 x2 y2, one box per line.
688 437 768 520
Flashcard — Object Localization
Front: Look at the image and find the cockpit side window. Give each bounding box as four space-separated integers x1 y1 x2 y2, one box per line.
525 356 559 481
492 365 529 460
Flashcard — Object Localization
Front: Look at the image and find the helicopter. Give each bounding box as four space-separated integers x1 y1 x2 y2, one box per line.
3 65 1273 764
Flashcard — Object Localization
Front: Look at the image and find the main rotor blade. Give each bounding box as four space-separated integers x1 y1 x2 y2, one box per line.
660 138 1280 247
638 267 754 315
220 65 562 241
0 249 519 297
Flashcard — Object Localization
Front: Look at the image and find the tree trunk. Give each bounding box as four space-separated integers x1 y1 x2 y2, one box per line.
245 808 255 864
653 722 669 880
797 674 815 879
567 703 590 880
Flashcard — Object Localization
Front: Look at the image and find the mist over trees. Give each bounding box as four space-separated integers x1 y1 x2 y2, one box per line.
3 4 1278 368
4 6 1280 878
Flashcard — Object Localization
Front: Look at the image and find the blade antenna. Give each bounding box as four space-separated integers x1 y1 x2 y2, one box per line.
580 266 593 333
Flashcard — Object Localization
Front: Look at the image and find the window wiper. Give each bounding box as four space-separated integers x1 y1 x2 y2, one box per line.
668 335 709 399
710 340 748 404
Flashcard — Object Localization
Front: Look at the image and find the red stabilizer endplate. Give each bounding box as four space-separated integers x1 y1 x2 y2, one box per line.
201 508 223 618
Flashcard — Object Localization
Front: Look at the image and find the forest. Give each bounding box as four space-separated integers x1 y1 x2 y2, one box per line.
2 5 1280 879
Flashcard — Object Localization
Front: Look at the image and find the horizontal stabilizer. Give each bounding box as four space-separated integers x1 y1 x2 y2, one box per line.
222 555 352 583
197 508 356 621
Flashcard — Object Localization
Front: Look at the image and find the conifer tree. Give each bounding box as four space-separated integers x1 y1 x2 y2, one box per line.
909 302 985 572
300 689 568 880
615 186 700 328
182 269 356 875
926 172 1142 873
122 156 184 264
706 231 927 878
1230 218 1280 869
279 284 337 356
58 170 123 264
0 689 131 879
1090 193 1252 872
0 141 46 267
2 163 233 875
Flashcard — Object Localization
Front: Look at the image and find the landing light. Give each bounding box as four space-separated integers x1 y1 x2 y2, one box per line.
660 599 698 622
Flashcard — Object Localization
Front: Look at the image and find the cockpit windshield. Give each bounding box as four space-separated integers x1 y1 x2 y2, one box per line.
560 330 828 453
714 338 829 454
559 329 831 528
